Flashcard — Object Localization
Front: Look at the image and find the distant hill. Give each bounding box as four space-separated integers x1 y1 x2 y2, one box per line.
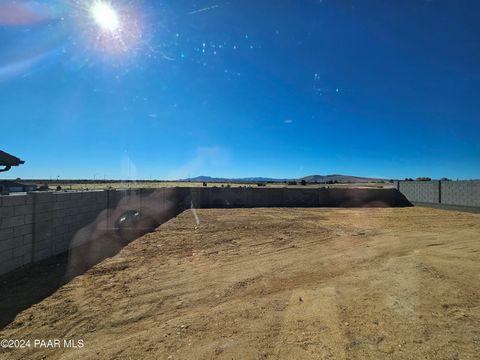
183 175 384 183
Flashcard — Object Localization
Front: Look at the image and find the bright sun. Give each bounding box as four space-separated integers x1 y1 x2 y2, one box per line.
90 1 120 32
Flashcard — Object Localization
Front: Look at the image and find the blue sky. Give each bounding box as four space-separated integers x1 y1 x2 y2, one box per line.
0 0 479 180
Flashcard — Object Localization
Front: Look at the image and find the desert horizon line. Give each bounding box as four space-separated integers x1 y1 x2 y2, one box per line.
1 174 478 182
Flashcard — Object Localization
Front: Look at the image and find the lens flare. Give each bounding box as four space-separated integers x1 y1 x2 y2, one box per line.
90 1 120 32
68 0 148 61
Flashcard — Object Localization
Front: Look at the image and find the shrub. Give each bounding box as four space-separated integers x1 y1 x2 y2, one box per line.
56 185 62 191
257 182 266 187
203 182 207 187
287 181 297 186
300 179 307 186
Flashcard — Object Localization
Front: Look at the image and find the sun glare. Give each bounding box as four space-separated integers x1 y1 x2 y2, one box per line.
90 1 120 32
80 0 144 57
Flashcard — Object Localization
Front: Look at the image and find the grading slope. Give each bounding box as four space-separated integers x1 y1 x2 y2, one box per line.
1 208 479 359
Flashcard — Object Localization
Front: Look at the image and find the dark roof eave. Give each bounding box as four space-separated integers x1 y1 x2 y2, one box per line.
0 150 25 167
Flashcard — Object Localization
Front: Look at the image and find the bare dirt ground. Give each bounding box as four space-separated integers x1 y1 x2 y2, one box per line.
1 207 479 359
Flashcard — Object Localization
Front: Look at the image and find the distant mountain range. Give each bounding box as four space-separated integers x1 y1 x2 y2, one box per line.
182 175 385 183
300 175 384 183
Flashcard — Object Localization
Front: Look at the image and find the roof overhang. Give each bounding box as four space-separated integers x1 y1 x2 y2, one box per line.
0 150 25 172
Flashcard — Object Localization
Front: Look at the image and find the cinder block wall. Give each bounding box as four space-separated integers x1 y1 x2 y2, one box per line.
398 181 440 203
441 181 480 207
397 180 480 208
0 195 34 275
0 191 109 275
189 187 409 208
33 191 108 263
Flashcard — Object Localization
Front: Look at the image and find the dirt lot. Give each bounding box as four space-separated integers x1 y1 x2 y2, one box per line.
1 207 479 359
